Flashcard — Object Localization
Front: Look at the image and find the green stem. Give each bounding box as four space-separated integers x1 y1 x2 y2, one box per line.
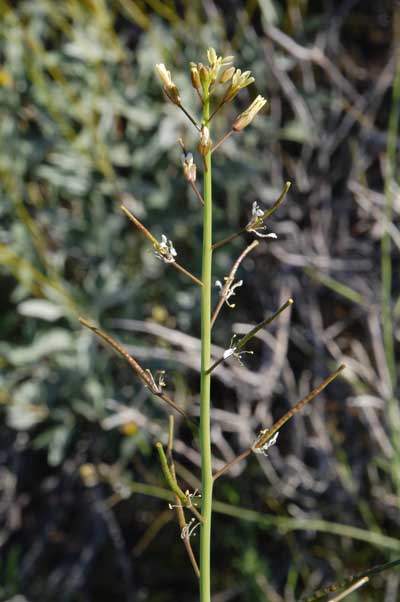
200 94 213 602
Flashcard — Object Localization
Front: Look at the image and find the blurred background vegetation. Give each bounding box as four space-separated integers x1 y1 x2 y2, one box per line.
1 0 400 601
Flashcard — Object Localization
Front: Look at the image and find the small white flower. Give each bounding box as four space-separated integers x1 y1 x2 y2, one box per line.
252 430 279 456
251 201 264 218
246 202 277 239
155 234 177 263
181 518 200 540
155 63 173 88
215 277 243 308
222 334 254 366
145 369 166 394
223 347 235 360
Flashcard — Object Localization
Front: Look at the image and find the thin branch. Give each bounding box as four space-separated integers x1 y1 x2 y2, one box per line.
259 181 291 222
328 578 368 602
212 182 291 251
178 103 201 131
173 261 203 287
253 365 346 450
213 365 345 481
190 181 205 205
301 558 400 602
120 205 158 246
236 298 293 350
166 418 200 578
212 449 251 481
209 99 226 121
79 317 189 420
120 205 203 287
212 230 245 251
156 442 189 503
206 298 293 374
211 241 259 328
211 130 235 153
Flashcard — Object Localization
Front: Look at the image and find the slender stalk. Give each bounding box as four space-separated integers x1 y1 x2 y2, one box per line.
178 103 201 131
211 240 259 328
328 577 369 602
120 205 203 287
199 94 213 602
212 229 244 251
167 416 200 578
207 298 293 374
79 317 189 420
212 449 251 481
211 129 234 153
213 365 345 481
189 181 205 205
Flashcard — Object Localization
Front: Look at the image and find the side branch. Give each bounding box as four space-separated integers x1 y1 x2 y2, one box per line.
166 416 200 578
212 181 291 251
211 130 234 153
253 364 346 449
207 298 293 374
120 205 203 287
211 240 259 328
79 317 189 420
213 364 345 481
156 442 204 524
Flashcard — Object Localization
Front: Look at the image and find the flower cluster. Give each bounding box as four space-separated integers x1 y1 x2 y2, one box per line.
190 47 234 96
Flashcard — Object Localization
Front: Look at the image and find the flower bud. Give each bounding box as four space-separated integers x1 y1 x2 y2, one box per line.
223 68 255 103
232 95 267 131
155 63 181 106
190 67 201 92
199 63 209 90
220 66 235 83
198 125 212 156
207 47 217 66
182 152 196 183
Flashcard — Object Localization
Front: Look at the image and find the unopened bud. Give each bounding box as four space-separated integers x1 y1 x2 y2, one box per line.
191 67 201 92
223 69 255 103
155 63 181 106
199 63 209 89
198 125 212 156
182 152 196 183
232 95 267 131
207 47 217 65
220 66 235 83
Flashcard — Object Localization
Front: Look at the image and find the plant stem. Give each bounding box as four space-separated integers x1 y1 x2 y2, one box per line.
199 94 213 602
